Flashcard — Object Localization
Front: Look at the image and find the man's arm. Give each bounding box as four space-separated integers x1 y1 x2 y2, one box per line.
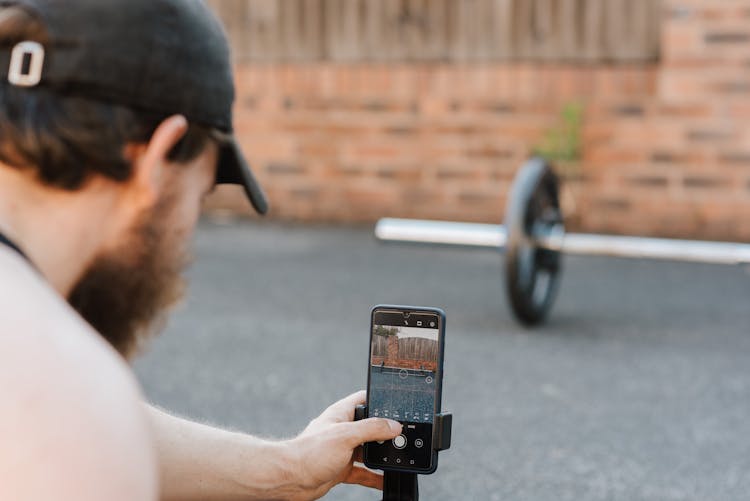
0 309 158 500
148 391 402 501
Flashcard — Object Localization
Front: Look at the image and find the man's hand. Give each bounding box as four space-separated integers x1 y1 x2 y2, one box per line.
147 391 400 501
285 391 402 501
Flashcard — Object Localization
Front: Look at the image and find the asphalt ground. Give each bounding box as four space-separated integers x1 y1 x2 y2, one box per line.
135 220 750 501
369 367 436 422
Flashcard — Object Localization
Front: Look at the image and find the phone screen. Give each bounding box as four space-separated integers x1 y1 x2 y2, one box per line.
364 307 443 472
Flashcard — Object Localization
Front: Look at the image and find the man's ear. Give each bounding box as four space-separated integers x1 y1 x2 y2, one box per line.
123 115 188 208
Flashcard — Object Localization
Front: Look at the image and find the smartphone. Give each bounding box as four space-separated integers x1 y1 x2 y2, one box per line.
363 305 446 474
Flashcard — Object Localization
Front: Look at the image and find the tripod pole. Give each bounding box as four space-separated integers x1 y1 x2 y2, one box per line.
382 471 419 501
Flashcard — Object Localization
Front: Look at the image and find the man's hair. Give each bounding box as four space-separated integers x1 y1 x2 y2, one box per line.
0 6 212 190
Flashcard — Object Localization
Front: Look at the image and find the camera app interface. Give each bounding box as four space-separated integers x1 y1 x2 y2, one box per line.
367 311 440 470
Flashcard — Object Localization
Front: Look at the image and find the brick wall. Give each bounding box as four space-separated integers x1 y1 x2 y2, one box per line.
581 0 750 240
206 0 750 241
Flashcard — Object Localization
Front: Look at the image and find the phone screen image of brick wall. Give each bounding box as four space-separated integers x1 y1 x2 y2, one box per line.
369 325 438 423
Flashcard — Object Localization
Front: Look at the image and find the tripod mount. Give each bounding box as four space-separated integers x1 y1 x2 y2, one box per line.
354 404 452 501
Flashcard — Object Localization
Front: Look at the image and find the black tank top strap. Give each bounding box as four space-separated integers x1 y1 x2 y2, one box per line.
0 231 30 263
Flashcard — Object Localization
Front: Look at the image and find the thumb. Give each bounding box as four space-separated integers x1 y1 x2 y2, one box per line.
339 418 402 447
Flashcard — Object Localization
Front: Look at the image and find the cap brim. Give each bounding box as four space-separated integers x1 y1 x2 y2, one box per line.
215 138 269 215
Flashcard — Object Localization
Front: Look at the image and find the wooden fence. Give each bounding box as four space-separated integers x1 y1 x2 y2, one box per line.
207 0 662 63
397 337 438 362
372 336 438 362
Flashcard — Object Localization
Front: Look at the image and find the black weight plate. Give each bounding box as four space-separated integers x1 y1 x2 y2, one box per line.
504 157 564 326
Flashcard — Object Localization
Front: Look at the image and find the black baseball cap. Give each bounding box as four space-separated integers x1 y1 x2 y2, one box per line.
0 0 268 214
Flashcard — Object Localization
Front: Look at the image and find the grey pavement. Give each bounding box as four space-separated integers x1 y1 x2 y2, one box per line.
134 220 750 501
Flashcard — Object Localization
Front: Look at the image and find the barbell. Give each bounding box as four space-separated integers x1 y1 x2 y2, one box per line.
375 157 750 326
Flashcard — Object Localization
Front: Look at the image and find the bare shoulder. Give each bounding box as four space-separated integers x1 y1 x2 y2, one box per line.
0 252 158 500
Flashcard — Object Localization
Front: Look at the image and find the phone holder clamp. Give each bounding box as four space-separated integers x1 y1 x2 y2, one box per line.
354 404 452 501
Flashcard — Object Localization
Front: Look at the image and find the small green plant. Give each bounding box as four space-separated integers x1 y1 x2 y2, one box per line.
373 325 399 337
534 102 584 164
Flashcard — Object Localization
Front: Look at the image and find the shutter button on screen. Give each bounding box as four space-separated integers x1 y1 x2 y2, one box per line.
392 434 407 449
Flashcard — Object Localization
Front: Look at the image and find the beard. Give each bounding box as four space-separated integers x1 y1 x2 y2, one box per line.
67 194 189 359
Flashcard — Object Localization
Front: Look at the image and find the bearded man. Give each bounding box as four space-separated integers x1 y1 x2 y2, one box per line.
0 1 401 499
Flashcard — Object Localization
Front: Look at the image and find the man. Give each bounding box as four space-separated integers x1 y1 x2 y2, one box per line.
0 1 401 499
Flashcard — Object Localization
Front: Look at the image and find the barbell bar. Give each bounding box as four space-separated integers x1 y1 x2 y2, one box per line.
374 157 750 326
375 219 750 265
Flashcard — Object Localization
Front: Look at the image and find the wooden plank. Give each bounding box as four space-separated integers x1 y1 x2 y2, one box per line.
281 0 324 61
489 0 515 60
324 0 365 61
244 1 282 62
378 0 402 61
557 0 578 61
420 0 450 61
514 0 534 60
581 0 604 62
476 0 495 61
451 0 485 61
533 0 557 61
360 0 382 60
